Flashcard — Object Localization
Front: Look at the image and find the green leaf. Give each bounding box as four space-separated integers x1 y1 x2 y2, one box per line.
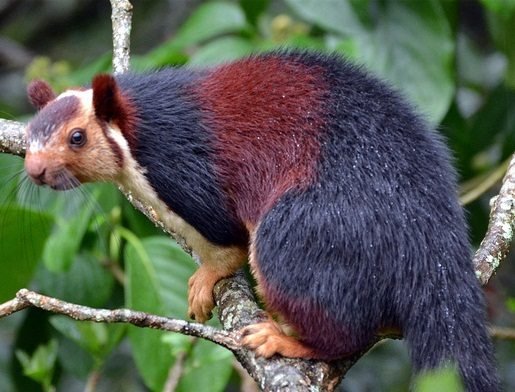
0 155 23 205
240 0 269 25
49 316 125 363
176 340 233 392
487 11 515 88
125 236 196 317
0 205 53 302
188 37 254 66
55 335 95 378
469 85 515 164
506 297 515 313
172 1 249 49
42 193 96 272
0 154 59 210
414 366 464 392
16 339 58 389
122 198 162 238
287 0 454 124
125 235 196 391
362 0 454 124
68 52 112 85
162 334 194 357
127 325 173 391
36 252 114 308
285 0 365 36
334 38 360 60
50 317 106 355
131 50 188 71
481 0 515 16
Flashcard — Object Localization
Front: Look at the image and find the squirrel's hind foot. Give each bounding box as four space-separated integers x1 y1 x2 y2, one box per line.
240 319 316 359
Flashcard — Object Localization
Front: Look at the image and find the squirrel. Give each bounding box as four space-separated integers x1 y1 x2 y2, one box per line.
24 51 499 390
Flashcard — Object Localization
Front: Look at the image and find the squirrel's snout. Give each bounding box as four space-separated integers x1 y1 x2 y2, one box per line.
25 154 48 185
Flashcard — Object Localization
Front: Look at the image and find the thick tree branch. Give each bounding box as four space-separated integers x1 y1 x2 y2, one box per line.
473 153 515 285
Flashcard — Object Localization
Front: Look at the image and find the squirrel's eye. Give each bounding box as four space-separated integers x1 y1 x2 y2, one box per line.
69 128 86 148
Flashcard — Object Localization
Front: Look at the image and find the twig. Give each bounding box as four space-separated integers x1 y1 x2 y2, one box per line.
163 339 194 392
460 156 511 205
101 259 126 286
473 153 515 285
490 326 515 340
85 370 101 392
110 0 132 75
0 295 30 316
0 289 240 351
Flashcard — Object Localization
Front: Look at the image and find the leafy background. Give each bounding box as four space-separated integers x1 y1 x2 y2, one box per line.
0 0 515 390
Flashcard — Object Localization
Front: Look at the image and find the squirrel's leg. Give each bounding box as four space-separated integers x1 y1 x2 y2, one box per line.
240 236 319 359
240 192 376 360
188 245 247 322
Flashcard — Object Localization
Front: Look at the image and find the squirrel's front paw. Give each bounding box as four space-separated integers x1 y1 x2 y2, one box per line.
187 267 218 323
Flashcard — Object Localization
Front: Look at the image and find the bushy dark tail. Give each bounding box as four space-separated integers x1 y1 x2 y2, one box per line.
403 277 500 391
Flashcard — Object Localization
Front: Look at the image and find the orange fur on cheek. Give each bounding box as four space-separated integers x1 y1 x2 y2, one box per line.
39 114 123 184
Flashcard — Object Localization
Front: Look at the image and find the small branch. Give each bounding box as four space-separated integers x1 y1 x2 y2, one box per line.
460 156 511 205
473 153 515 285
85 370 101 392
163 340 193 392
0 118 25 155
0 289 239 351
490 326 515 340
101 259 126 286
110 0 132 75
0 295 30 316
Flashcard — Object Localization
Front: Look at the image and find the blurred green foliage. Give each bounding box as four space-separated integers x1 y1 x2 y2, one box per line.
0 0 514 391
414 365 464 392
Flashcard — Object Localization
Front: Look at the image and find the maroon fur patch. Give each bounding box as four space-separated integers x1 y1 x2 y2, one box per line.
256 275 360 361
195 56 328 225
27 80 57 110
92 74 137 150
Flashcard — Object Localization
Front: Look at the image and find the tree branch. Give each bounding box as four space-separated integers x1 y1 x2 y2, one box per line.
0 288 238 351
110 0 132 75
0 118 25 155
473 153 515 285
0 272 360 390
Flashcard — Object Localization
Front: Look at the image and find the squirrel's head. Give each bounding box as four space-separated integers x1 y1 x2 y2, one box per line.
24 75 135 190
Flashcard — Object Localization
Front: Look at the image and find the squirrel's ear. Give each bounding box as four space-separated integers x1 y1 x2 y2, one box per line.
92 74 124 123
27 80 56 110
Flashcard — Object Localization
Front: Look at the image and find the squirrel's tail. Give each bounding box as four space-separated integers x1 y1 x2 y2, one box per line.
403 271 500 391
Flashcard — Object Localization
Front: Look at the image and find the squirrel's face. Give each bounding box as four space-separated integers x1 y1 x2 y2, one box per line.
25 78 129 190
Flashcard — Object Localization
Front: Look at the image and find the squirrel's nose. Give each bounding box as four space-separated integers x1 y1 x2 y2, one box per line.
25 155 47 185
